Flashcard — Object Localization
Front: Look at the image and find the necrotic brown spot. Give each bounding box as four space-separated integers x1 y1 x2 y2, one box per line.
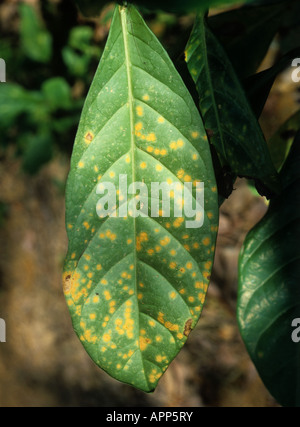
85 131 94 144
63 274 71 293
184 319 193 337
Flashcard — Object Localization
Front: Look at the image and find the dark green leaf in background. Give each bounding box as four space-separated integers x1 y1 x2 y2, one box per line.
21 132 53 174
208 1 287 80
185 13 280 198
63 4 218 392
0 83 43 131
75 0 256 16
19 3 52 63
277 0 300 55
41 77 72 112
62 27 102 78
75 0 108 16
237 132 300 407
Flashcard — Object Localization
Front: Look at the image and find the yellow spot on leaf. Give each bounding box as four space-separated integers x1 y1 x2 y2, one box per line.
146 133 156 142
139 335 152 351
136 106 144 117
177 169 184 179
173 217 184 228
160 236 170 246
186 261 193 270
169 262 177 270
103 290 111 300
103 334 111 343
135 122 143 131
195 281 204 289
157 312 165 324
203 237 210 246
169 291 177 299
136 231 149 251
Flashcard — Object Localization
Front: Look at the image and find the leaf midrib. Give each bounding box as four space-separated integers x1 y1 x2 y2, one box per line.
120 5 148 386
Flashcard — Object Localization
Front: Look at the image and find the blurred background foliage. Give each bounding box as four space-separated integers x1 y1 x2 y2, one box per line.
0 0 299 407
0 0 198 177
0 0 107 175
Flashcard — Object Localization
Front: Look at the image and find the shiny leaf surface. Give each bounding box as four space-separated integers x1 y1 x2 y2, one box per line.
63 4 218 392
185 13 280 197
238 133 300 407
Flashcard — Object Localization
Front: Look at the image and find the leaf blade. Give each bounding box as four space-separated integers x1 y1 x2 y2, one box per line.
64 5 218 392
208 1 288 80
237 132 300 407
185 13 280 198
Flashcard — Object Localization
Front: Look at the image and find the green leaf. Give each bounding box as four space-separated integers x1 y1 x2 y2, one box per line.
21 132 53 174
75 0 108 16
19 3 52 64
278 0 300 54
185 13 280 198
41 78 72 112
0 83 43 130
68 26 101 57
63 4 218 392
267 110 300 172
237 132 300 407
62 47 91 77
208 1 287 80
62 27 101 78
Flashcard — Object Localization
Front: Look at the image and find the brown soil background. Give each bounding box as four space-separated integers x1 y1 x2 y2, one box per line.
0 0 299 408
